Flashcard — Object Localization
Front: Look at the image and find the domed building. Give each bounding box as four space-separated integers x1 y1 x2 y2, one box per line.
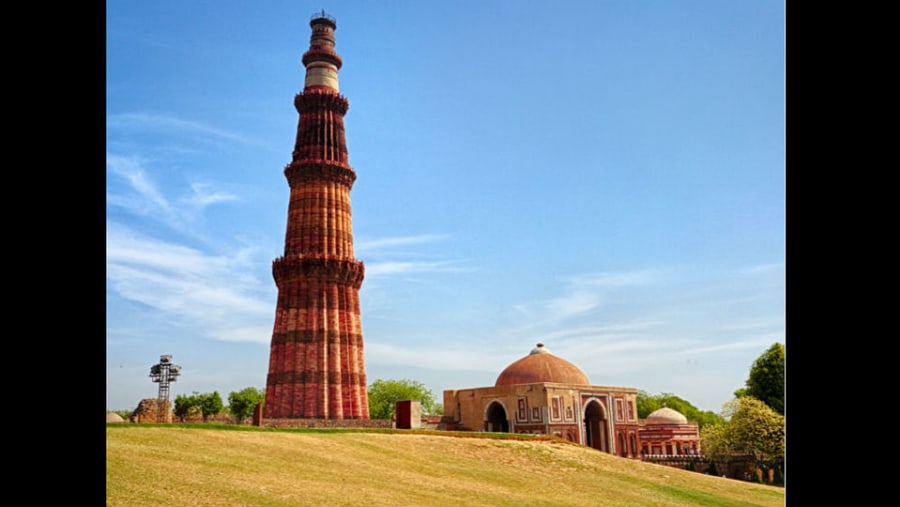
638 402 701 456
442 343 642 457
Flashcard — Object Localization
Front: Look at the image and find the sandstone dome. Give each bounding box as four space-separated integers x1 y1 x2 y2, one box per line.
106 412 126 423
495 343 591 386
645 404 688 425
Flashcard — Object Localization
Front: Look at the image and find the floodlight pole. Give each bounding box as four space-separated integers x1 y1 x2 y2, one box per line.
149 354 181 423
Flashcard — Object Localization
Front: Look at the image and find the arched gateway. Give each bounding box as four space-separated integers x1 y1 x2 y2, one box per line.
485 401 509 432
583 399 609 452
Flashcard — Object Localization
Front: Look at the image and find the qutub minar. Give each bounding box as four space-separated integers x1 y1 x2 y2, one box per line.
264 11 369 420
259 13 705 468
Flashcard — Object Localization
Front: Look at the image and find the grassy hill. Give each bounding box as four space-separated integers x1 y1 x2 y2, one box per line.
106 425 784 507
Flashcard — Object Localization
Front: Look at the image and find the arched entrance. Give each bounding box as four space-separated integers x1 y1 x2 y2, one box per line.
485 401 509 432
583 400 609 452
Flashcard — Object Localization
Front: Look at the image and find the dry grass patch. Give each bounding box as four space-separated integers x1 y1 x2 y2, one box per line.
107 425 783 507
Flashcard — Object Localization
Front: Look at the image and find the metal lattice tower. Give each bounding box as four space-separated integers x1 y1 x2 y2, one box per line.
149 354 182 422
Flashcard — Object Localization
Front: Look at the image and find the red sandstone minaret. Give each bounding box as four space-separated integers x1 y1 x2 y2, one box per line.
264 11 369 419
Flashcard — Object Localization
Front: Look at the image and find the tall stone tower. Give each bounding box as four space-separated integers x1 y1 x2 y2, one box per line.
264 11 369 420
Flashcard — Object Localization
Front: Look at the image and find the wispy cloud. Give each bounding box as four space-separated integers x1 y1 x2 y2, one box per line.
365 260 470 277
737 262 784 275
183 182 239 209
365 341 501 372
355 233 472 278
510 268 664 328
557 337 688 364
544 290 604 318
106 153 240 235
107 224 274 343
719 318 783 332
564 268 664 288
499 262 784 361
106 154 176 219
673 338 778 356
107 112 266 148
356 234 451 253
534 321 663 345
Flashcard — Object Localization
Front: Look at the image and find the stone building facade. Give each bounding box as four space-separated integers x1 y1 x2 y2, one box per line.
638 403 702 456
442 343 643 457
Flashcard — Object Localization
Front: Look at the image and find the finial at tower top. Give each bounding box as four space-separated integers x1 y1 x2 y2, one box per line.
310 9 337 28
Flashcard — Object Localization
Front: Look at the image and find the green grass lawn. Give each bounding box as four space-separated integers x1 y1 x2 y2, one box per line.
107 424 784 507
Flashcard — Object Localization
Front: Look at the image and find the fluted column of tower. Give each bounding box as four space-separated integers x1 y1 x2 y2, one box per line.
264 11 369 419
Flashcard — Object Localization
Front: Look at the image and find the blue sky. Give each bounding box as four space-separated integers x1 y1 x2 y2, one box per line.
106 0 784 414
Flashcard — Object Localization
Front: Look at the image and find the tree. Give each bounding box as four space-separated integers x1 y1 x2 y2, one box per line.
367 379 437 419
724 397 785 469
228 387 265 424
636 390 662 419
198 391 224 422
735 342 784 415
700 396 785 480
699 421 735 462
174 392 201 422
636 391 724 429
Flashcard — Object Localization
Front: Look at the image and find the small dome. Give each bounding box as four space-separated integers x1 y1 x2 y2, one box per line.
495 343 591 386
646 404 688 425
106 412 126 423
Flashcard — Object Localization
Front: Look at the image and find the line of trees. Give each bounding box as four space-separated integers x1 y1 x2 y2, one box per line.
173 387 265 423
112 379 441 424
164 379 444 422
